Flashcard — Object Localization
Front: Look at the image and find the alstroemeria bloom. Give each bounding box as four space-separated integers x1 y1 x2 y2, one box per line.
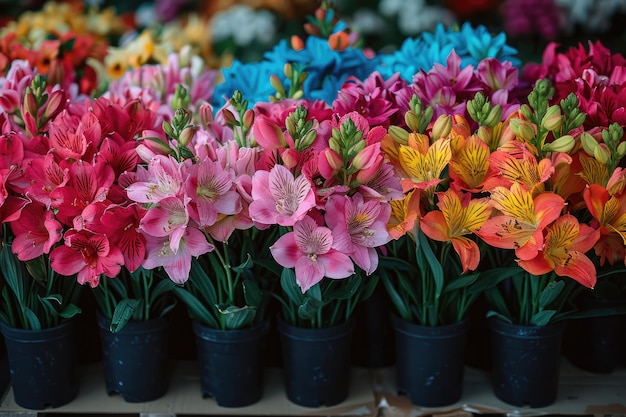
583 183 626 265
398 137 452 195
421 189 491 272
140 195 192 254
249 164 316 227
10 202 63 261
185 157 241 228
517 214 600 288
270 216 354 293
143 228 214 284
126 154 186 204
387 189 421 240
488 146 555 195
325 194 391 275
50 230 124 288
477 182 565 261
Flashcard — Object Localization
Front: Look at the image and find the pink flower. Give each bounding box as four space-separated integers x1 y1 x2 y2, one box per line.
10 202 63 261
325 194 391 275
142 228 213 284
270 216 354 292
185 157 241 228
50 230 124 288
249 164 316 226
139 195 191 253
126 155 186 204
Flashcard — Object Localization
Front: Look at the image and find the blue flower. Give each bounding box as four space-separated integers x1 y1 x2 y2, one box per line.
264 37 379 103
212 60 283 108
377 23 520 82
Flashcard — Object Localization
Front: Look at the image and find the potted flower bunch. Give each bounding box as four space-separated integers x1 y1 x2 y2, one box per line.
523 40 626 374
0 61 85 410
377 43 525 406
473 77 626 407
125 88 273 407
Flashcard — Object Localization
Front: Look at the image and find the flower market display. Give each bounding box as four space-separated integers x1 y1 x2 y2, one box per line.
0 0 625 412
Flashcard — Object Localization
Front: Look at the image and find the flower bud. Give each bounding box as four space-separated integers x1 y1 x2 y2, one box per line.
299 130 317 150
580 132 598 156
509 118 536 141
483 105 503 128
179 126 196 146
541 105 562 132
291 35 304 51
431 114 452 140
198 103 214 128
388 125 409 144
617 142 626 159
543 135 575 153
221 109 237 127
328 31 350 51
42 89 66 121
405 111 421 133
162 120 176 139
594 145 611 164
243 109 255 129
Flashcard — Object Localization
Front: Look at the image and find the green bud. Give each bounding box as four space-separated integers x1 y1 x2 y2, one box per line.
543 135 575 153
431 115 452 140
405 111 420 132
594 145 610 164
483 105 503 128
541 105 562 132
162 120 176 139
509 119 536 141
388 125 409 144
580 132 598 156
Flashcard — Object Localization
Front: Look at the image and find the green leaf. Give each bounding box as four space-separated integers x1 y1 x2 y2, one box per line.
59 304 81 319
484 285 512 320
417 228 444 299
23 308 41 331
444 273 479 293
486 310 512 323
172 286 218 328
232 253 253 274
380 269 410 320
280 268 304 306
297 296 322 320
358 274 380 303
530 310 557 326
467 267 523 295
148 278 176 306
216 305 256 329
189 259 217 306
110 298 142 332
325 275 362 300
538 280 565 308
243 279 263 307
42 294 62 305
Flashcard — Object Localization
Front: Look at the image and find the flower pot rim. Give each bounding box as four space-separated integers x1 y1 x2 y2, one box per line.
390 313 470 338
277 315 356 341
96 310 170 334
488 316 566 338
0 319 74 342
192 319 270 342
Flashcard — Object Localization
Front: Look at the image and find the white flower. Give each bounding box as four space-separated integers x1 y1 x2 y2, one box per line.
555 0 626 32
347 9 387 35
211 5 276 46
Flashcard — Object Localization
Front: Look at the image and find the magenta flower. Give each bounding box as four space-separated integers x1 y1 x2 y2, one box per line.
249 164 316 227
270 216 355 292
139 195 191 254
50 230 124 288
10 202 63 261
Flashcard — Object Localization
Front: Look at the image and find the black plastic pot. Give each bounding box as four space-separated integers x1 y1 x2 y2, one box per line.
97 312 170 403
489 318 566 407
391 314 470 407
192 320 270 407
278 317 355 407
0 320 78 410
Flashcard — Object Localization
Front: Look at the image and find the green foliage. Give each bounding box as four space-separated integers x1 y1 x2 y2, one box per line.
276 266 378 328
0 245 82 330
91 266 177 333
381 227 506 327
173 228 272 330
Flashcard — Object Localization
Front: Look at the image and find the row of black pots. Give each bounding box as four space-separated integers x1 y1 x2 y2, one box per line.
1 289 624 411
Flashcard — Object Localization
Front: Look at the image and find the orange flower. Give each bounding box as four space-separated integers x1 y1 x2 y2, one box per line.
488 144 554 195
387 190 421 240
420 189 491 272
583 183 626 265
477 182 565 261
517 214 600 288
